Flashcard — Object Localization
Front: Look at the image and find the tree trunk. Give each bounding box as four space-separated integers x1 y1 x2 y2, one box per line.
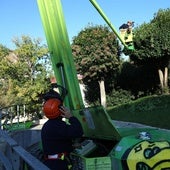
158 69 164 89
98 80 106 108
164 67 168 88
158 67 169 93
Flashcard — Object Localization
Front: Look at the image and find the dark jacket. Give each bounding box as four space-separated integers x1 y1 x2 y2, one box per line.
41 116 83 170
41 116 83 155
119 23 129 29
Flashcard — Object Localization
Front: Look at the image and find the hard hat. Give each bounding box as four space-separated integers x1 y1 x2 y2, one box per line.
43 98 62 119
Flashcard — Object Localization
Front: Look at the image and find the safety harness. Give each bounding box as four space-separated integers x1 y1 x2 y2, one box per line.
45 152 67 160
44 152 72 169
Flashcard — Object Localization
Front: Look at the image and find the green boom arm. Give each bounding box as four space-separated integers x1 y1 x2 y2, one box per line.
89 0 134 50
37 0 84 110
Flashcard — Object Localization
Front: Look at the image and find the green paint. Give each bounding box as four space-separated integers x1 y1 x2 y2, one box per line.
72 106 121 141
37 0 84 110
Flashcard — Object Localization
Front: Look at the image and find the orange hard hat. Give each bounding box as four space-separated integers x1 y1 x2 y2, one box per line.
43 98 62 119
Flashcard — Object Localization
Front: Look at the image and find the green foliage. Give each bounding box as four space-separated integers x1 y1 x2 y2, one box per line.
72 25 122 103
106 88 133 107
72 25 120 82
107 94 170 129
129 8 170 67
0 44 10 57
0 36 51 109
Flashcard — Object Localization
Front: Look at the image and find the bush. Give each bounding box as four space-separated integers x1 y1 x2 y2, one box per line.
106 89 133 107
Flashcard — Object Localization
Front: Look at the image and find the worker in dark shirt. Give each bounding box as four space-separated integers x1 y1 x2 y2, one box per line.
119 21 134 31
41 96 83 170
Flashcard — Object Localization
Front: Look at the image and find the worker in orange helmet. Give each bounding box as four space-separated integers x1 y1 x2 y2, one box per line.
41 85 83 170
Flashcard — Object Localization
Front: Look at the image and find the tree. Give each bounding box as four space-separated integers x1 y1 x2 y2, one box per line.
129 8 170 94
0 36 51 113
72 25 121 107
0 44 14 107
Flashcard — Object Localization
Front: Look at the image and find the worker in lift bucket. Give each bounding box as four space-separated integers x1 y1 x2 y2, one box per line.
119 21 134 33
41 89 83 170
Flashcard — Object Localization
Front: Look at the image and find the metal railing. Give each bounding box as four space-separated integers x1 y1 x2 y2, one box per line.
0 129 49 170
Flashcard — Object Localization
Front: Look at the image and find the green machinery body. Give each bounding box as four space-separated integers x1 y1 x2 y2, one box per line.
37 0 170 169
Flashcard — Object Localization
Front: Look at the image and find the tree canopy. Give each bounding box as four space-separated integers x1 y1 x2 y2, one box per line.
71 25 122 105
131 8 170 63
72 25 120 82
0 36 51 109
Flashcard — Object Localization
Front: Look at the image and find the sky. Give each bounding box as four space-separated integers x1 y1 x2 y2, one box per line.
0 0 169 50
